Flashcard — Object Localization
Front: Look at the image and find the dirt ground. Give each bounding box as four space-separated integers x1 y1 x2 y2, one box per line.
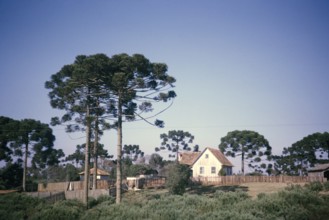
240 182 305 198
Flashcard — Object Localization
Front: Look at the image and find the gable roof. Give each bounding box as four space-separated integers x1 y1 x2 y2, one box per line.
79 168 110 176
191 147 233 167
207 147 233 167
178 152 200 166
308 163 329 172
179 147 234 167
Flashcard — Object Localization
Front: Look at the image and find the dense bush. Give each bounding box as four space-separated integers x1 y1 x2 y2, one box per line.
0 193 44 219
2 183 329 220
0 163 23 189
304 181 324 192
31 199 85 220
88 195 115 208
165 163 191 195
323 181 329 191
82 185 329 220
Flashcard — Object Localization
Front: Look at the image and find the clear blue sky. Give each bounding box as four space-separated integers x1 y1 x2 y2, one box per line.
1 1 329 172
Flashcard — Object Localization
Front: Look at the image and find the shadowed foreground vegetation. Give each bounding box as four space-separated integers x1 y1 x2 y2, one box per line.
1 182 329 220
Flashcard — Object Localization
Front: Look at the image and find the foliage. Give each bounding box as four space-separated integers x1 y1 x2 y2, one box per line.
31 199 85 220
82 186 329 220
122 144 144 161
88 195 115 208
47 53 176 203
0 116 19 162
0 162 23 189
66 143 112 168
2 185 329 220
304 181 324 192
0 116 61 191
0 193 45 219
127 164 156 177
155 130 197 159
39 164 81 183
323 181 329 191
120 158 156 177
273 132 329 176
0 116 60 168
65 144 85 167
219 130 272 175
17 119 58 169
148 153 164 172
108 53 177 203
165 163 191 195
45 53 114 204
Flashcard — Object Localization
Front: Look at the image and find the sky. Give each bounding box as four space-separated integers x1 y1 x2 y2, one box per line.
1 0 329 173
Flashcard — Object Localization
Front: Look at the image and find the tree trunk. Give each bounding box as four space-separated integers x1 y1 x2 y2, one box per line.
116 95 123 204
241 151 245 175
83 106 91 206
92 117 99 190
22 142 28 192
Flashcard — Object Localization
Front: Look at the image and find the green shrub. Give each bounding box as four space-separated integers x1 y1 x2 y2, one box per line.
214 190 250 207
165 163 191 195
0 193 45 219
88 195 115 208
284 183 304 191
304 181 323 192
2 185 329 220
323 181 329 191
31 199 85 220
276 187 329 220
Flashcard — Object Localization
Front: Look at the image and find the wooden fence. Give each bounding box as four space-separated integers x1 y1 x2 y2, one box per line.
38 180 112 192
192 175 326 185
144 177 166 188
38 176 325 192
37 177 165 192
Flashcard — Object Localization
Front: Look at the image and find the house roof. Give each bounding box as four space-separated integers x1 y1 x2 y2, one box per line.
308 163 329 172
207 147 234 167
178 152 200 165
179 147 233 167
79 168 110 176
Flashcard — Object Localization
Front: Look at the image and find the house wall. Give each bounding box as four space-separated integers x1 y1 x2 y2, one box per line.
192 148 223 178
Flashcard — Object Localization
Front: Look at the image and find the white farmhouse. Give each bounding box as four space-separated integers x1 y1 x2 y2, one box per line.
179 147 233 177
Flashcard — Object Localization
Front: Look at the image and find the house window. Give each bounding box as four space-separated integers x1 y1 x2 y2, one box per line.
200 167 204 174
226 167 232 175
211 167 216 174
205 154 209 159
222 167 232 176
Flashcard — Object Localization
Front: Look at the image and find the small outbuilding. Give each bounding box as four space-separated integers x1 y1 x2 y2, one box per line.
307 163 329 180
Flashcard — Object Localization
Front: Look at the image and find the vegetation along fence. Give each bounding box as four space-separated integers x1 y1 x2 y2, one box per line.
38 176 324 191
38 177 166 192
192 175 326 185
26 191 65 203
38 180 111 192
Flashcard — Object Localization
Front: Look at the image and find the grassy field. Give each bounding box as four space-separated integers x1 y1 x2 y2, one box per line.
240 182 305 198
1 182 329 220
122 182 306 200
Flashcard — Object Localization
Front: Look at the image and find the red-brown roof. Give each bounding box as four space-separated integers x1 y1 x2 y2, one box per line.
79 168 110 176
179 152 200 165
207 147 233 167
179 147 233 167
308 163 329 172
